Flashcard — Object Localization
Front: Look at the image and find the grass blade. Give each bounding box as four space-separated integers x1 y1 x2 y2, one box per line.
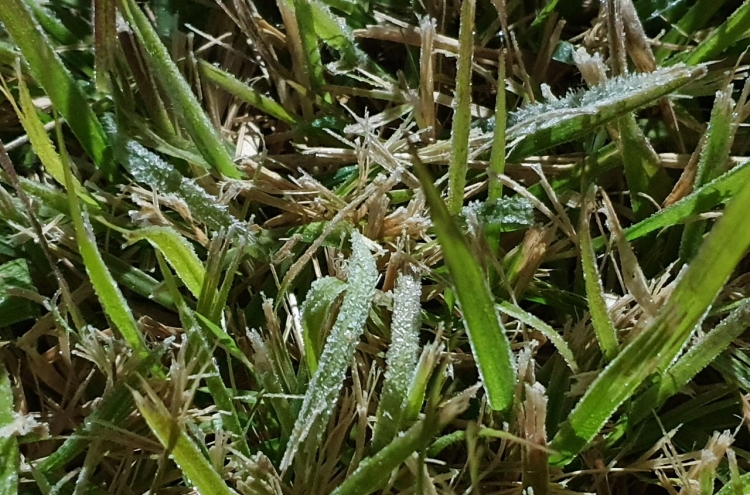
128 227 205 299
56 124 147 357
0 0 108 168
579 185 619 361
488 50 507 202
281 231 379 470
132 382 236 495
372 272 422 452
549 163 750 466
0 361 18 495
496 301 578 373
629 301 750 425
506 64 705 160
118 0 241 179
447 0 475 215
415 162 516 411
681 0 750 65
300 276 347 374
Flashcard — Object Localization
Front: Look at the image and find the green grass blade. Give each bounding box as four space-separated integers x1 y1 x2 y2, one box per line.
0 361 18 495
579 185 619 361
616 114 671 218
300 276 347 374
372 273 422 452
57 124 147 357
447 0 475 215
294 0 327 96
415 162 516 411
681 0 750 65
549 165 750 466
197 60 298 125
118 0 241 179
591 160 750 250
132 383 236 495
680 87 736 262
128 227 205 299
0 0 108 168
654 0 725 62
629 301 750 425
496 301 578 373
506 64 705 160
281 231 378 470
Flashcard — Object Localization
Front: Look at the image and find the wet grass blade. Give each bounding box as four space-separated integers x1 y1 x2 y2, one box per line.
57 124 147 357
579 185 619 361
591 159 750 250
506 64 705 161
415 162 516 411
197 60 298 125
372 273 422 452
0 362 18 495
128 227 205 299
132 382 236 495
118 0 241 179
447 0 475 215
496 301 578 373
281 232 378 470
0 0 108 167
549 165 750 466
628 301 750 425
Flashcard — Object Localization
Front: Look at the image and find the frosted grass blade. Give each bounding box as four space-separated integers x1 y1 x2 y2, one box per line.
118 0 241 179
128 227 205 299
415 162 516 411
506 64 705 160
447 0 475 215
0 362 18 495
300 276 347 373
591 159 750 250
281 232 378 470
372 273 422 452
496 301 578 373
549 167 750 466
57 125 146 357
0 0 109 168
579 185 619 361
629 301 750 425
132 383 235 495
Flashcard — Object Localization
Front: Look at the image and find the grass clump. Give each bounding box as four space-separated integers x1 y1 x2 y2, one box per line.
2 1 750 493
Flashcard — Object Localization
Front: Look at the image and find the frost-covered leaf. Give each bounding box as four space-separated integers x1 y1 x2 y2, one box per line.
300 276 347 373
462 197 534 235
504 64 705 160
372 273 422 452
281 232 379 470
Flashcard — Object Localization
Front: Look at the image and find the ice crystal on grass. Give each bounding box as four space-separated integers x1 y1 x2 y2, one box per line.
281 232 379 470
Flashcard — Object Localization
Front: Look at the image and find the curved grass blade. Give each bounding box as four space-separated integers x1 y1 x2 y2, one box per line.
447 0 475 215
414 162 516 411
496 301 578 373
128 227 205 299
57 124 146 357
300 276 347 374
506 64 705 161
549 166 750 466
197 60 298 125
0 362 18 495
629 300 750 425
579 185 619 362
680 0 750 65
132 382 236 495
591 159 750 250
372 273 422 452
118 0 241 179
280 232 378 470
0 0 108 168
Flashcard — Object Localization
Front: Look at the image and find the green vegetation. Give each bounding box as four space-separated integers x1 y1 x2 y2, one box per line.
2 0 750 493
